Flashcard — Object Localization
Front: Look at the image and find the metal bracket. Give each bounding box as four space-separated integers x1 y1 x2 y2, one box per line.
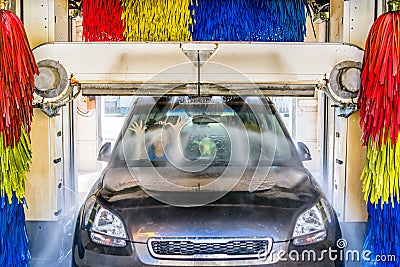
182 43 217 96
331 102 358 118
388 0 400 11
0 0 9 10
181 43 216 68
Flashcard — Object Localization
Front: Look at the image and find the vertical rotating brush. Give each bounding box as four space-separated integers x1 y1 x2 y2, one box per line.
0 1 39 266
358 1 400 265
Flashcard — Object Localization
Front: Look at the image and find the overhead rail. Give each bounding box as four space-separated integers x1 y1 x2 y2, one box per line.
32 42 363 101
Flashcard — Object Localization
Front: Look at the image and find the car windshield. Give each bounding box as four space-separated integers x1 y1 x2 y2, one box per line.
111 96 301 168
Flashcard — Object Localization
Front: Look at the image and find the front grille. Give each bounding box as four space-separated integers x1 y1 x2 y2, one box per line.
147 237 273 260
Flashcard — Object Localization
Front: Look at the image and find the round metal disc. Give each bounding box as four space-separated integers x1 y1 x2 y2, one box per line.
34 59 70 102
327 60 362 104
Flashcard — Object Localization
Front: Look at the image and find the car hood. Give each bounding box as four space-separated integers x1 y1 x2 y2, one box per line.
97 166 321 242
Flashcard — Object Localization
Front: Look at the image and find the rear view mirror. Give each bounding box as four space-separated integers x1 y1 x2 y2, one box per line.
297 142 312 161
98 142 112 162
192 115 220 124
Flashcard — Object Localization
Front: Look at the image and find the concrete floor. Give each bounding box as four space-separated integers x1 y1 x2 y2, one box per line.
27 219 74 267
28 171 102 267
29 169 100 266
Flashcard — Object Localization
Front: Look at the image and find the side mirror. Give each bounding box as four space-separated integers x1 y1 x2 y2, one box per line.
98 142 112 162
297 142 312 161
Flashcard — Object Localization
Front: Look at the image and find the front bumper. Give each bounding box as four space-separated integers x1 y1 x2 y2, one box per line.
73 230 341 267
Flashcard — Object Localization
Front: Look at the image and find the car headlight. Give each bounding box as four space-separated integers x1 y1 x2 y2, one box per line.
82 197 128 247
292 202 327 246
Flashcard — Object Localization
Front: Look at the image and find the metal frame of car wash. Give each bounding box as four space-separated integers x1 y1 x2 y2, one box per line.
11 0 390 266
33 42 362 103
31 41 364 265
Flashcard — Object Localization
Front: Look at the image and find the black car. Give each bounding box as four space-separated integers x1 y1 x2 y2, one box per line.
73 96 342 266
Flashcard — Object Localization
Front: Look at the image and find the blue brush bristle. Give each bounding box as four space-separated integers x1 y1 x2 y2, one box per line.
0 195 30 267
363 199 400 266
189 0 310 41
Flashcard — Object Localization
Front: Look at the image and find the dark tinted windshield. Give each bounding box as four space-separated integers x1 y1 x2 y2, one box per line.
111 96 301 168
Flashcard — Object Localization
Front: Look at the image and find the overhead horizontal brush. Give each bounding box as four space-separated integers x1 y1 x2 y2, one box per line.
83 0 310 42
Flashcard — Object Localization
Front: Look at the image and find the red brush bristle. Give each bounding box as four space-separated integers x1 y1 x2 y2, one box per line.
0 10 38 147
359 11 400 146
82 0 125 41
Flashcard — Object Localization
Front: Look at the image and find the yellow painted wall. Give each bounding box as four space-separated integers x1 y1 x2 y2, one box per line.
345 111 367 222
25 109 59 221
22 0 69 220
